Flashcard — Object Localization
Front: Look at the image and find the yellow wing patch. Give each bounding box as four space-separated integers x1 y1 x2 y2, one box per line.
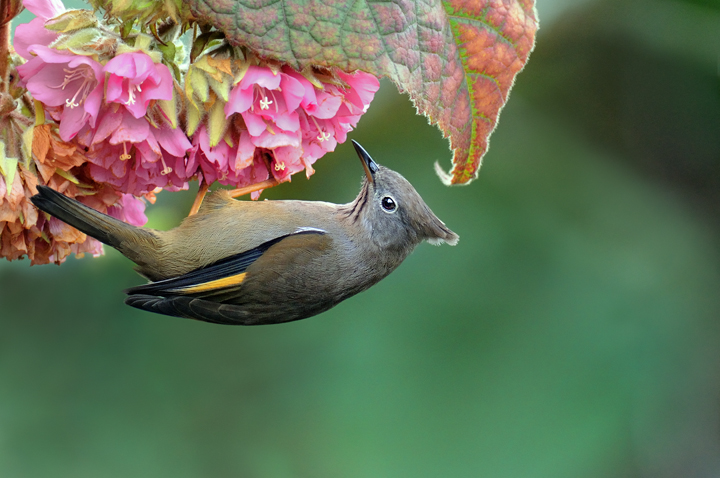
170 273 247 294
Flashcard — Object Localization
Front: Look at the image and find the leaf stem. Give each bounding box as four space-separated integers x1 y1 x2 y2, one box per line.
0 16 10 94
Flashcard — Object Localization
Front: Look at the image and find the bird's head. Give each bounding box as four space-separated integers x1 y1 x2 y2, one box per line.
350 140 459 250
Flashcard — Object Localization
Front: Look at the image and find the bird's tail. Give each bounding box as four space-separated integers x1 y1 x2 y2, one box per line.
31 186 160 259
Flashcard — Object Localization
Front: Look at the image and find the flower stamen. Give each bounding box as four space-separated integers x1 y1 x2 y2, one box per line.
51 67 96 109
126 83 142 106
309 115 331 142
274 161 285 171
259 96 273 110
120 143 131 161
269 90 279 113
160 155 172 175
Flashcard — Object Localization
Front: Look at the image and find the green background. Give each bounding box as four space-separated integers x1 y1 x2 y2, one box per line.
2 0 720 476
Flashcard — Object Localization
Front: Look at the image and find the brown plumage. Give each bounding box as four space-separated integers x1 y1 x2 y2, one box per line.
30 141 458 325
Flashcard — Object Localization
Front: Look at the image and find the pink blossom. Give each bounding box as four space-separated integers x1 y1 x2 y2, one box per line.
269 145 307 182
220 65 379 184
336 70 380 115
305 70 379 144
288 68 379 175
13 0 65 59
225 66 304 148
83 107 192 196
17 46 104 141
188 125 270 197
107 194 148 227
104 52 174 118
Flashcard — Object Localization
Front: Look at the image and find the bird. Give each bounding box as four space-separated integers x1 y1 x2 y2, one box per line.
31 141 458 326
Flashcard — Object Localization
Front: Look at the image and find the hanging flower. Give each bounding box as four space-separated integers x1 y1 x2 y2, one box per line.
225 65 305 144
104 52 174 118
13 0 65 60
0 163 149 265
293 68 380 165
187 123 270 196
17 46 104 141
215 63 379 185
107 193 151 227
82 105 191 196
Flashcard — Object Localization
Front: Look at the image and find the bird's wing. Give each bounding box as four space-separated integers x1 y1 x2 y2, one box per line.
123 228 326 324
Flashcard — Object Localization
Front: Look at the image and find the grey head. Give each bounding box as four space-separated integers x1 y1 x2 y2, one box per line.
347 140 459 250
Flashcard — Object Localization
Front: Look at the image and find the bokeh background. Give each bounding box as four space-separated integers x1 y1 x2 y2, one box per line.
2 0 720 476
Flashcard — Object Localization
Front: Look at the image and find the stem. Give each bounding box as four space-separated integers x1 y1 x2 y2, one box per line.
0 22 9 94
0 0 13 94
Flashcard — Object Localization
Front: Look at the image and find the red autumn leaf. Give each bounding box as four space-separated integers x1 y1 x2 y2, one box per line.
188 0 537 184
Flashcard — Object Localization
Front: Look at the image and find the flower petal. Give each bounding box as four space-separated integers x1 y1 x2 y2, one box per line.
23 0 65 20
239 65 281 90
225 84 254 116
13 18 58 60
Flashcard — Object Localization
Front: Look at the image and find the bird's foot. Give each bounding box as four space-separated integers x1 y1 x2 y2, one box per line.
187 178 279 216
226 178 278 199
188 181 210 216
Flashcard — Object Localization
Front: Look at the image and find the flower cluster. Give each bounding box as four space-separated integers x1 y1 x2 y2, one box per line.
17 41 191 197
2 0 379 264
190 63 379 190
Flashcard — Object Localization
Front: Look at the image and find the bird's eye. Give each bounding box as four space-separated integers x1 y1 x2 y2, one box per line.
381 196 397 213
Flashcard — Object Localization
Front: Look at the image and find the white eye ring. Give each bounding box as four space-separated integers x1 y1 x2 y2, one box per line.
381 195 397 213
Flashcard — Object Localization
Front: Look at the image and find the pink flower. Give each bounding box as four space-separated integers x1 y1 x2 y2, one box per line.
107 194 148 227
298 69 379 146
225 66 304 147
268 144 308 182
188 125 270 196
336 70 380 117
285 68 379 175
104 52 174 118
200 65 379 190
13 0 65 60
17 46 104 141
83 107 192 196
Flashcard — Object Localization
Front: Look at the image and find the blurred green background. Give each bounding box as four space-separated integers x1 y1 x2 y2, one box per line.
2 0 720 476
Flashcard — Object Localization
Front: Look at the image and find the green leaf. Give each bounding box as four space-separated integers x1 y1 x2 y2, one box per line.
207 98 228 147
54 168 80 184
187 0 538 184
158 41 176 64
44 9 98 32
191 30 226 63
0 140 19 198
186 103 202 136
51 28 103 54
158 97 178 129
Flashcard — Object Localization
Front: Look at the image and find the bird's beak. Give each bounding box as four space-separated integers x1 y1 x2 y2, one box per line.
352 140 379 184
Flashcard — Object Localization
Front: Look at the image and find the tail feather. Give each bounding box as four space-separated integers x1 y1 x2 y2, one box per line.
31 186 123 247
125 294 255 325
30 186 159 259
